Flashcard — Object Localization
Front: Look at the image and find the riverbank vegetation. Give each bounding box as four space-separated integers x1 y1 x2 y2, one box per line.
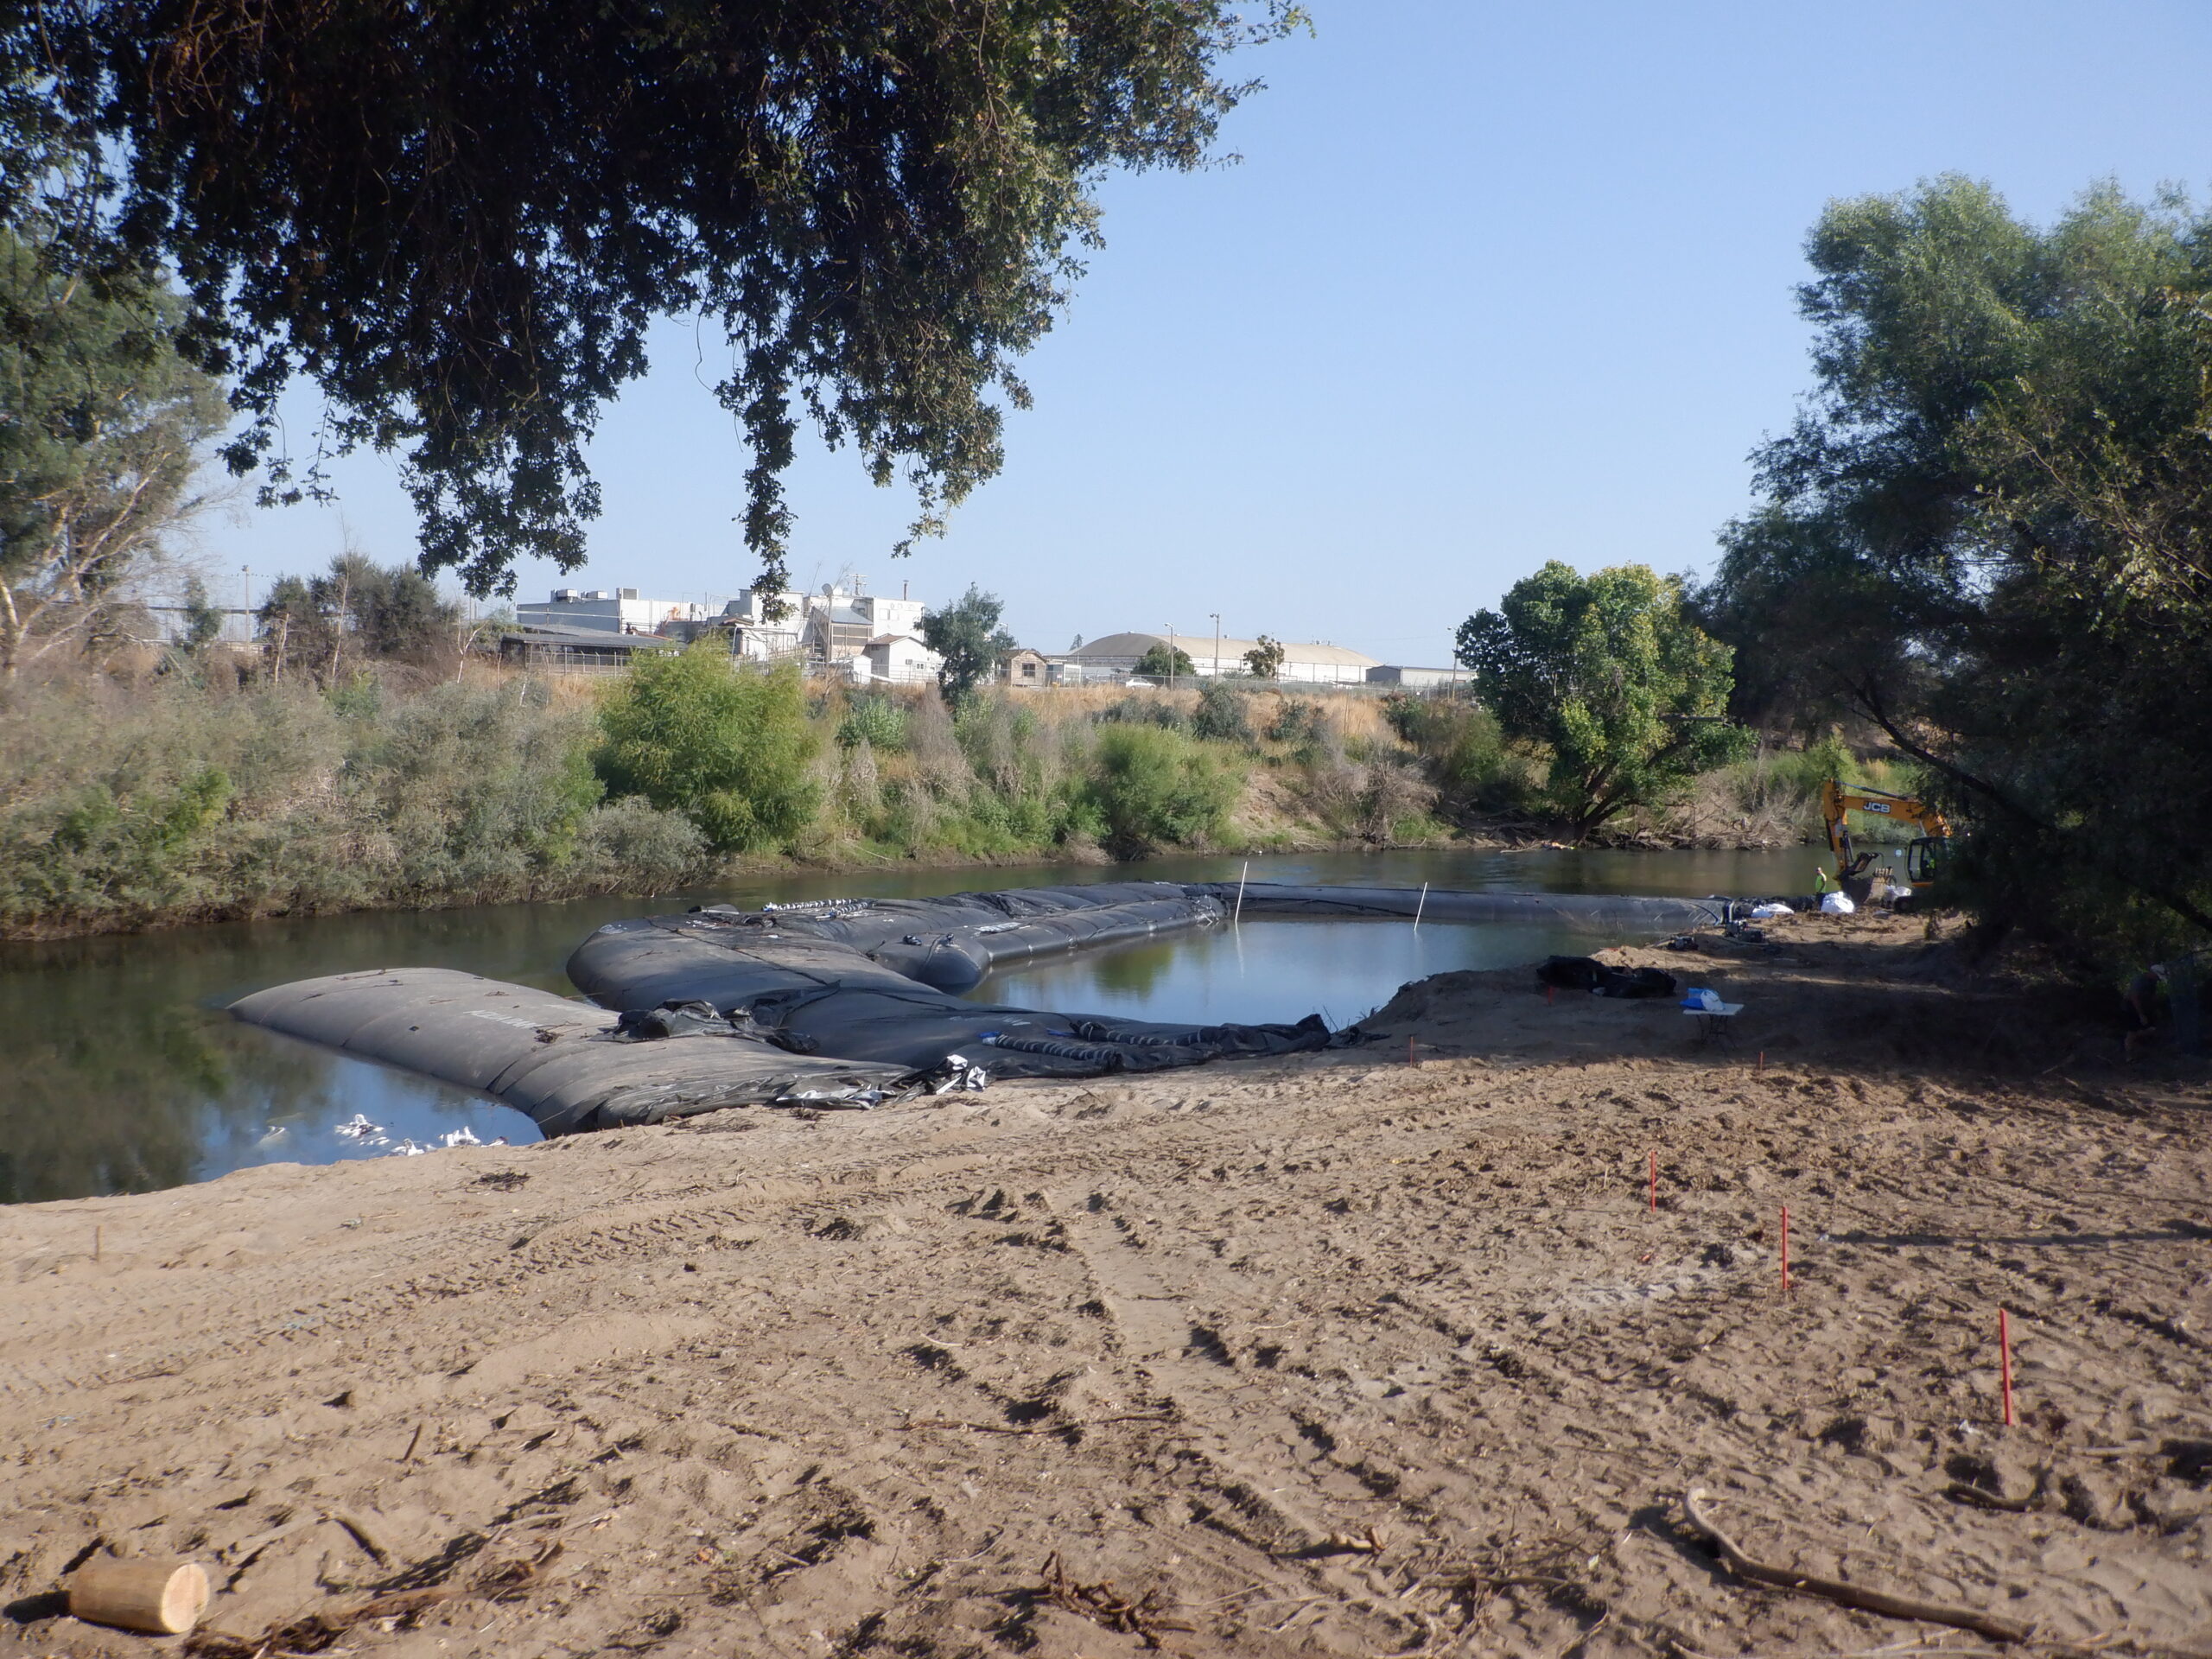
0 617 1866 938
1694 176 2212 972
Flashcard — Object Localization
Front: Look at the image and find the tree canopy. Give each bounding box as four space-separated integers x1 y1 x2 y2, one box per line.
1243 634 1285 678
1694 177 2212 964
11 1 1298 596
0 222 226 676
918 583 1017 702
256 553 463 683
1133 641 1196 681
1456 562 1745 839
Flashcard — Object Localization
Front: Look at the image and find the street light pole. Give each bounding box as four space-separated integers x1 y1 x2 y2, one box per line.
1211 613 1221 678
1165 623 1176 689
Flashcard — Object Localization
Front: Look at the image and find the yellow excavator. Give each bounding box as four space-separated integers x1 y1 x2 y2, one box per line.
1821 780 1952 903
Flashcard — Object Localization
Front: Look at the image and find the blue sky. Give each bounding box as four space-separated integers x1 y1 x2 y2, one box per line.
194 0 2212 665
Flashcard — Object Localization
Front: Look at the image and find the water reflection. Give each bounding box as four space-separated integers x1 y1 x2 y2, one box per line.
1 846 1823 1202
970 918 1612 1033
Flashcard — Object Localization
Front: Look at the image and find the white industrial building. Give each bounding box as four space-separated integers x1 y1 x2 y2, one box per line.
518 588 707 635
1056 631 1381 686
1364 664 1465 690
515 584 936 677
861 632 944 685
720 585 931 675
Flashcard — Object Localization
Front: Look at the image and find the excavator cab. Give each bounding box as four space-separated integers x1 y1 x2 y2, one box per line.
1905 835 1947 887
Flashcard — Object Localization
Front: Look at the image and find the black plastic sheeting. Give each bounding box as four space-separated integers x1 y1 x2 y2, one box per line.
1188 882 1731 933
233 880 1739 1137
563 882 1328 1083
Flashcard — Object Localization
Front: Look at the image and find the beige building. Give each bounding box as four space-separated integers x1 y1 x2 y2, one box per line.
1055 631 1379 686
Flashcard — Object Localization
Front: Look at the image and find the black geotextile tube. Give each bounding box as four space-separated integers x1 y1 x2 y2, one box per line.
1185 882 1732 932
234 880 1738 1137
563 894 1332 1082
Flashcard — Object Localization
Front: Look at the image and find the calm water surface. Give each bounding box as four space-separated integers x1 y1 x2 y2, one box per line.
0 847 1822 1201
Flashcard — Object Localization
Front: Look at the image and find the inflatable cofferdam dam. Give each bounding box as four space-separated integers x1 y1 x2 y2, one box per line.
231 881 1730 1136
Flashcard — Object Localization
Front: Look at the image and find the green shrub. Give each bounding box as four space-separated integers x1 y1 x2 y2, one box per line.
596 647 818 852
1096 693 1185 731
1082 725 1239 854
1268 699 1328 747
1378 695 1542 815
572 797 712 889
1190 681 1254 744
326 670 384 720
954 691 1040 792
360 682 607 892
836 694 908 752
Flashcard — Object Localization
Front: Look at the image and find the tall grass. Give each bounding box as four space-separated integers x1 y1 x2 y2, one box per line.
1611 735 1923 847
0 663 708 936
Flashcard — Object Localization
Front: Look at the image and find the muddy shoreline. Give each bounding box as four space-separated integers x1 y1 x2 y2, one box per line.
4 912 2205 1656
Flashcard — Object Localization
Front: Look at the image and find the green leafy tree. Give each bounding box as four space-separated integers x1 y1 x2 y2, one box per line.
1243 635 1286 678
0 226 226 677
1695 177 2212 963
339 555 461 661
255 554 461 683
176 575 224 652
16 3 1300 596
254 575 335 683
1457 562 1746 840
1133 641 1196 682
596 647 817 852
918 585 1018 702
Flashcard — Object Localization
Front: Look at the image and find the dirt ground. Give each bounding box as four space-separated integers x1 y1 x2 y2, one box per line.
4 912 2210 1658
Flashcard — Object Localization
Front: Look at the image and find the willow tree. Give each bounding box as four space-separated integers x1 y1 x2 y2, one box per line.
1696 178 2212 964
15 1 1300 597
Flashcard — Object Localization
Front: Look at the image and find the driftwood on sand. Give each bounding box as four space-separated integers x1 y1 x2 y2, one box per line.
1682 1485 2031 1643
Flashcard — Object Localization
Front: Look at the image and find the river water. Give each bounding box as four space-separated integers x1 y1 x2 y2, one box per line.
0 847 1823 1203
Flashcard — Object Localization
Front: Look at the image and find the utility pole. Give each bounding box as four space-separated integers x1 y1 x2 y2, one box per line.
1166 623 1176 689
240 565 251 645
1211 613 1222 678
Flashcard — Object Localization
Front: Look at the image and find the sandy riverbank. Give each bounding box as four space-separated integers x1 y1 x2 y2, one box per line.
3 912 2209 1656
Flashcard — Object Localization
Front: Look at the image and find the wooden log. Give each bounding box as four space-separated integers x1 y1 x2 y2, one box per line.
67 1560 210 1635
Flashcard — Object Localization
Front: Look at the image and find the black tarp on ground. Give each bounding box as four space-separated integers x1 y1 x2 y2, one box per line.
563 885 1328 1081
233 880 1741 1136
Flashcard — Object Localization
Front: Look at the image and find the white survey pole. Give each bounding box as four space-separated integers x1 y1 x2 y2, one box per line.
1235 860 1248 925
1414 881 1428 928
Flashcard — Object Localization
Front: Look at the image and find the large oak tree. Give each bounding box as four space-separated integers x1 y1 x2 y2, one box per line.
10 1 1296 595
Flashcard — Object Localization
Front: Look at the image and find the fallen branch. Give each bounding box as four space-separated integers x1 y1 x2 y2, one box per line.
1943 1479 2038 1514
326 1510 392 1567
898 1411 1175 1436
1031 1552 1194 1651
1681 1487 2029 1644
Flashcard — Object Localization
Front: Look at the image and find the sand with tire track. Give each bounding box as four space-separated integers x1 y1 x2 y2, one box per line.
3 912 2209 1657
